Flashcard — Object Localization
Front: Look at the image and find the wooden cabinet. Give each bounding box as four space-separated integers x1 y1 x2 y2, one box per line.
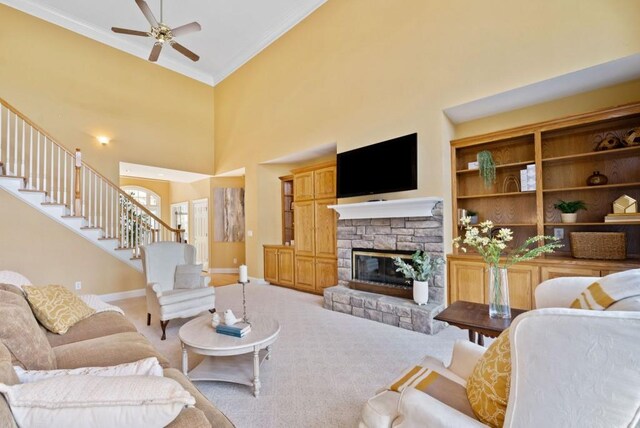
314 198 337 258
540 266 601 282
280 176 294 245
505 265 539 310
263 246 295 287
294 171 314 201
315 258 338 293
295 256 316 291
294 201 315 256
314 165 336 199
449 260 486 305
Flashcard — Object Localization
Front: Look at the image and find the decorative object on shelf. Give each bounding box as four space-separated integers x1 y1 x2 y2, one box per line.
586 171 608 186
477 151 496 188
393 250 445 306
502 175 520 193
554 200 587 223
453 217 562 318
457 209 468 226
211 312 221 328
570 232 626 260
223 309 239 326
613 195 637 214
605 213 640 223
593 133 624 151
466 210 479 224
467 161 479 170
623 128 640 146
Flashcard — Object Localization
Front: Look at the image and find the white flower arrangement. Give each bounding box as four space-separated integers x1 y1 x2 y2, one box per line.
453 217 562 268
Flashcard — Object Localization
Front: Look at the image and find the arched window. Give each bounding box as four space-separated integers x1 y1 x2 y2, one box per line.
121 186 161 217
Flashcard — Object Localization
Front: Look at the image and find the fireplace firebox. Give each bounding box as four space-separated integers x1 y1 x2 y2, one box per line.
350 249 414 298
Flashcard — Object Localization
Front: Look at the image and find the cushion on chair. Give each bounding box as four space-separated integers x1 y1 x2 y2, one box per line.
23 285 95 334
361 390 400 428
0 290 57 370
175 264 204 289
44 311 138 348
166 406 211 428
53 332 169 369
158 287 215 305
570 269 640 310
0 271 31 293
466 329 511 428
0 342 19 428
607 295 640 311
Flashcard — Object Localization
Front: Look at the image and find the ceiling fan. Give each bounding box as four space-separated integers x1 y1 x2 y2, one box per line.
112 0 201 62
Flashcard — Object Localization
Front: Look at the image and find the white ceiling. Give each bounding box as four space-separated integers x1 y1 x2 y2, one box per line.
120 161 211 183
4 0 327 86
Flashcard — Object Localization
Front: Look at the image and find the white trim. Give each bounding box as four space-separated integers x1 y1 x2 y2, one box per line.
249 277 268 285
209 268 240 274
329 197 442 220
3 0 214 86
99 288 145 302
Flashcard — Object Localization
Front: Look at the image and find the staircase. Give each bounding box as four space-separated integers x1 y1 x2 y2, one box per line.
0 98 183 271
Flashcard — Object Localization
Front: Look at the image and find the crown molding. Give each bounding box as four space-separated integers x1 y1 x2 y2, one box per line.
3 0 215 86
212 0 327 84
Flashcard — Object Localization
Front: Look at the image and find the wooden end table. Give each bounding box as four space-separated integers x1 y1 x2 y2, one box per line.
434 301 527 346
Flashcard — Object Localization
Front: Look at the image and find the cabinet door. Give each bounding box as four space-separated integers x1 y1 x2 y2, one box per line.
315 258 337 293
448 260 486 305
504 265 539 310
314 198 337 258
278 248 295 287
294 172 314 201
294 201 315 256
295 256 315 291
314 166 336 199
540 266 601 282
263 247 279 284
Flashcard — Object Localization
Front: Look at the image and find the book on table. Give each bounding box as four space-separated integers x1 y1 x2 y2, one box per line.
216 322 251 337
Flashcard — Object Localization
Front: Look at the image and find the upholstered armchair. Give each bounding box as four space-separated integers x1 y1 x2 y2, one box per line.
140 242 215 340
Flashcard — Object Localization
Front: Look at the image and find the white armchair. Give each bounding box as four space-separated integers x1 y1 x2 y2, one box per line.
140 242 215 340
361 309 640 428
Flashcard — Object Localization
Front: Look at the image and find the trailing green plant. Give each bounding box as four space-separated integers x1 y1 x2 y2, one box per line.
393 250 444 282
466 210 477 217
453 217 563 268
477 150 496 188
553 200 587 214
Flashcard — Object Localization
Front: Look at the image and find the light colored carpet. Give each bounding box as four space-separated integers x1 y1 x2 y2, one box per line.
114 284 468 428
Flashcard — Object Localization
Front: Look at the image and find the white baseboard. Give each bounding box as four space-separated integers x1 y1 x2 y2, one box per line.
100 288 145 302
249 277 268 285
209 268 240 274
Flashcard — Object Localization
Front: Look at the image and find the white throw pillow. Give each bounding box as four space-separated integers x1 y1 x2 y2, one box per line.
175 264 203 289
0 375 195 428
14 357 163 383
0 270 32 294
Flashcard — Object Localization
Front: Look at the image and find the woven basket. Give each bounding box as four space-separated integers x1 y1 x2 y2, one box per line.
570 232 626 260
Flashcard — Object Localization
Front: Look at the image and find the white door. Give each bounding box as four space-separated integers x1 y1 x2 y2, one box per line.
171 202 189 243
192 199 209 270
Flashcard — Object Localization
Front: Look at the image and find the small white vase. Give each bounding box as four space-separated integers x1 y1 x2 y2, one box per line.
561 213 578 223
413 280 429 306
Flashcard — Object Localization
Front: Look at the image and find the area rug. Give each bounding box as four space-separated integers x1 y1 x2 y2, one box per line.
115 283 467 427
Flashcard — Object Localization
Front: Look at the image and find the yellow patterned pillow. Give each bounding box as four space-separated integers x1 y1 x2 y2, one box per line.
466 329 511 428
23 285 95 335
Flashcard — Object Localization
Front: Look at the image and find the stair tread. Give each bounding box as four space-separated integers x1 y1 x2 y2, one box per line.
80 226 102 230
98 237 118 241
0 175 26 180
62 215 85 218
18 189 47 194
41 202 66 206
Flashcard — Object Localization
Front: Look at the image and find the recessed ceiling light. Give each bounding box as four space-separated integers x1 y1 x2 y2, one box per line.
97 136 110 145
158 173 165 177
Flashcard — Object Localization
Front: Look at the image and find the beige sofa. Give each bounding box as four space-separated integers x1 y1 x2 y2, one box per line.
0 285 234 428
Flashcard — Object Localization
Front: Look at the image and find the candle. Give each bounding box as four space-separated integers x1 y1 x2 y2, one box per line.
239 265 248 283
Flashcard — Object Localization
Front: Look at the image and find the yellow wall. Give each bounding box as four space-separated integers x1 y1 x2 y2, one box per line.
214 0 640 277
0 191 143 294
0 5 215 181
119 177 171 224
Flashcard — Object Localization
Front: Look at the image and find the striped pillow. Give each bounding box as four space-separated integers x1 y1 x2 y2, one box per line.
570 269 640 310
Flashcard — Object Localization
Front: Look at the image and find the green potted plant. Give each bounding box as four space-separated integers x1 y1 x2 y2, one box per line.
477 150 496 188
553 200 587 223
466 210 478 224
393 251 444 306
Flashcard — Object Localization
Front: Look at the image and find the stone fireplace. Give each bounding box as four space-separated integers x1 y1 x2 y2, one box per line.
323 198 446 334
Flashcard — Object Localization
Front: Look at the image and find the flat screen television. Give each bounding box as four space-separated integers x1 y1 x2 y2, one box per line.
337 133 417 198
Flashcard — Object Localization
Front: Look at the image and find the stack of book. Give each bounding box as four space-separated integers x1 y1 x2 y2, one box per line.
604 213 640 223
216 322 251 338
520 164 536 191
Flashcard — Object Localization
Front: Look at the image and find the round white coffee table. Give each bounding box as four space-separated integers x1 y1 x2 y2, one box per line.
178 315 280 397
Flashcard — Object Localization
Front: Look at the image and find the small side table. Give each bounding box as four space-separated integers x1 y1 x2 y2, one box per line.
434 301 527 346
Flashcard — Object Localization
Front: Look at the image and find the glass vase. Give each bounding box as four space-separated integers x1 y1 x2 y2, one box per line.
488 265 511 319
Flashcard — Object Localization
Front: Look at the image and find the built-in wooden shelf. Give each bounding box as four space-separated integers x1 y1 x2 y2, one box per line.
543 181 640 194
456 160 534 175
457 191 535 200
544 222 640 226
542 145 640 164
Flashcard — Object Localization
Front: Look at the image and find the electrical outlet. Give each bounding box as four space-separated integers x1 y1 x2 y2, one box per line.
233 258 238 264
554 228 564 240
247 230 253 237
74 281 82 291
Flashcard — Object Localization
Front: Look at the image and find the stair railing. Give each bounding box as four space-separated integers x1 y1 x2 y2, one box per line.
0 98 183 258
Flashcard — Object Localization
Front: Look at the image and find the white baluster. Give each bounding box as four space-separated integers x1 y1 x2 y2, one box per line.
21 120 25 177
50 137 54 202
70 156 74 216
0 105 3 171
56 145 61 203
63 153 67 206
5 110 10 175
36 133 41 190
13 114 18 176
99 177 103 230
28 127 33 188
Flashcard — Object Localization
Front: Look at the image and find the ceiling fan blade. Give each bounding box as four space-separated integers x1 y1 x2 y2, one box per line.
171 42 200 62
135 0 158 27
111 27 149 37
170 22 201 37
149 43 163 62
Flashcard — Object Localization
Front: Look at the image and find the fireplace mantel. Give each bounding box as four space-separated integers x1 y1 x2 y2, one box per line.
328 197 442 220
